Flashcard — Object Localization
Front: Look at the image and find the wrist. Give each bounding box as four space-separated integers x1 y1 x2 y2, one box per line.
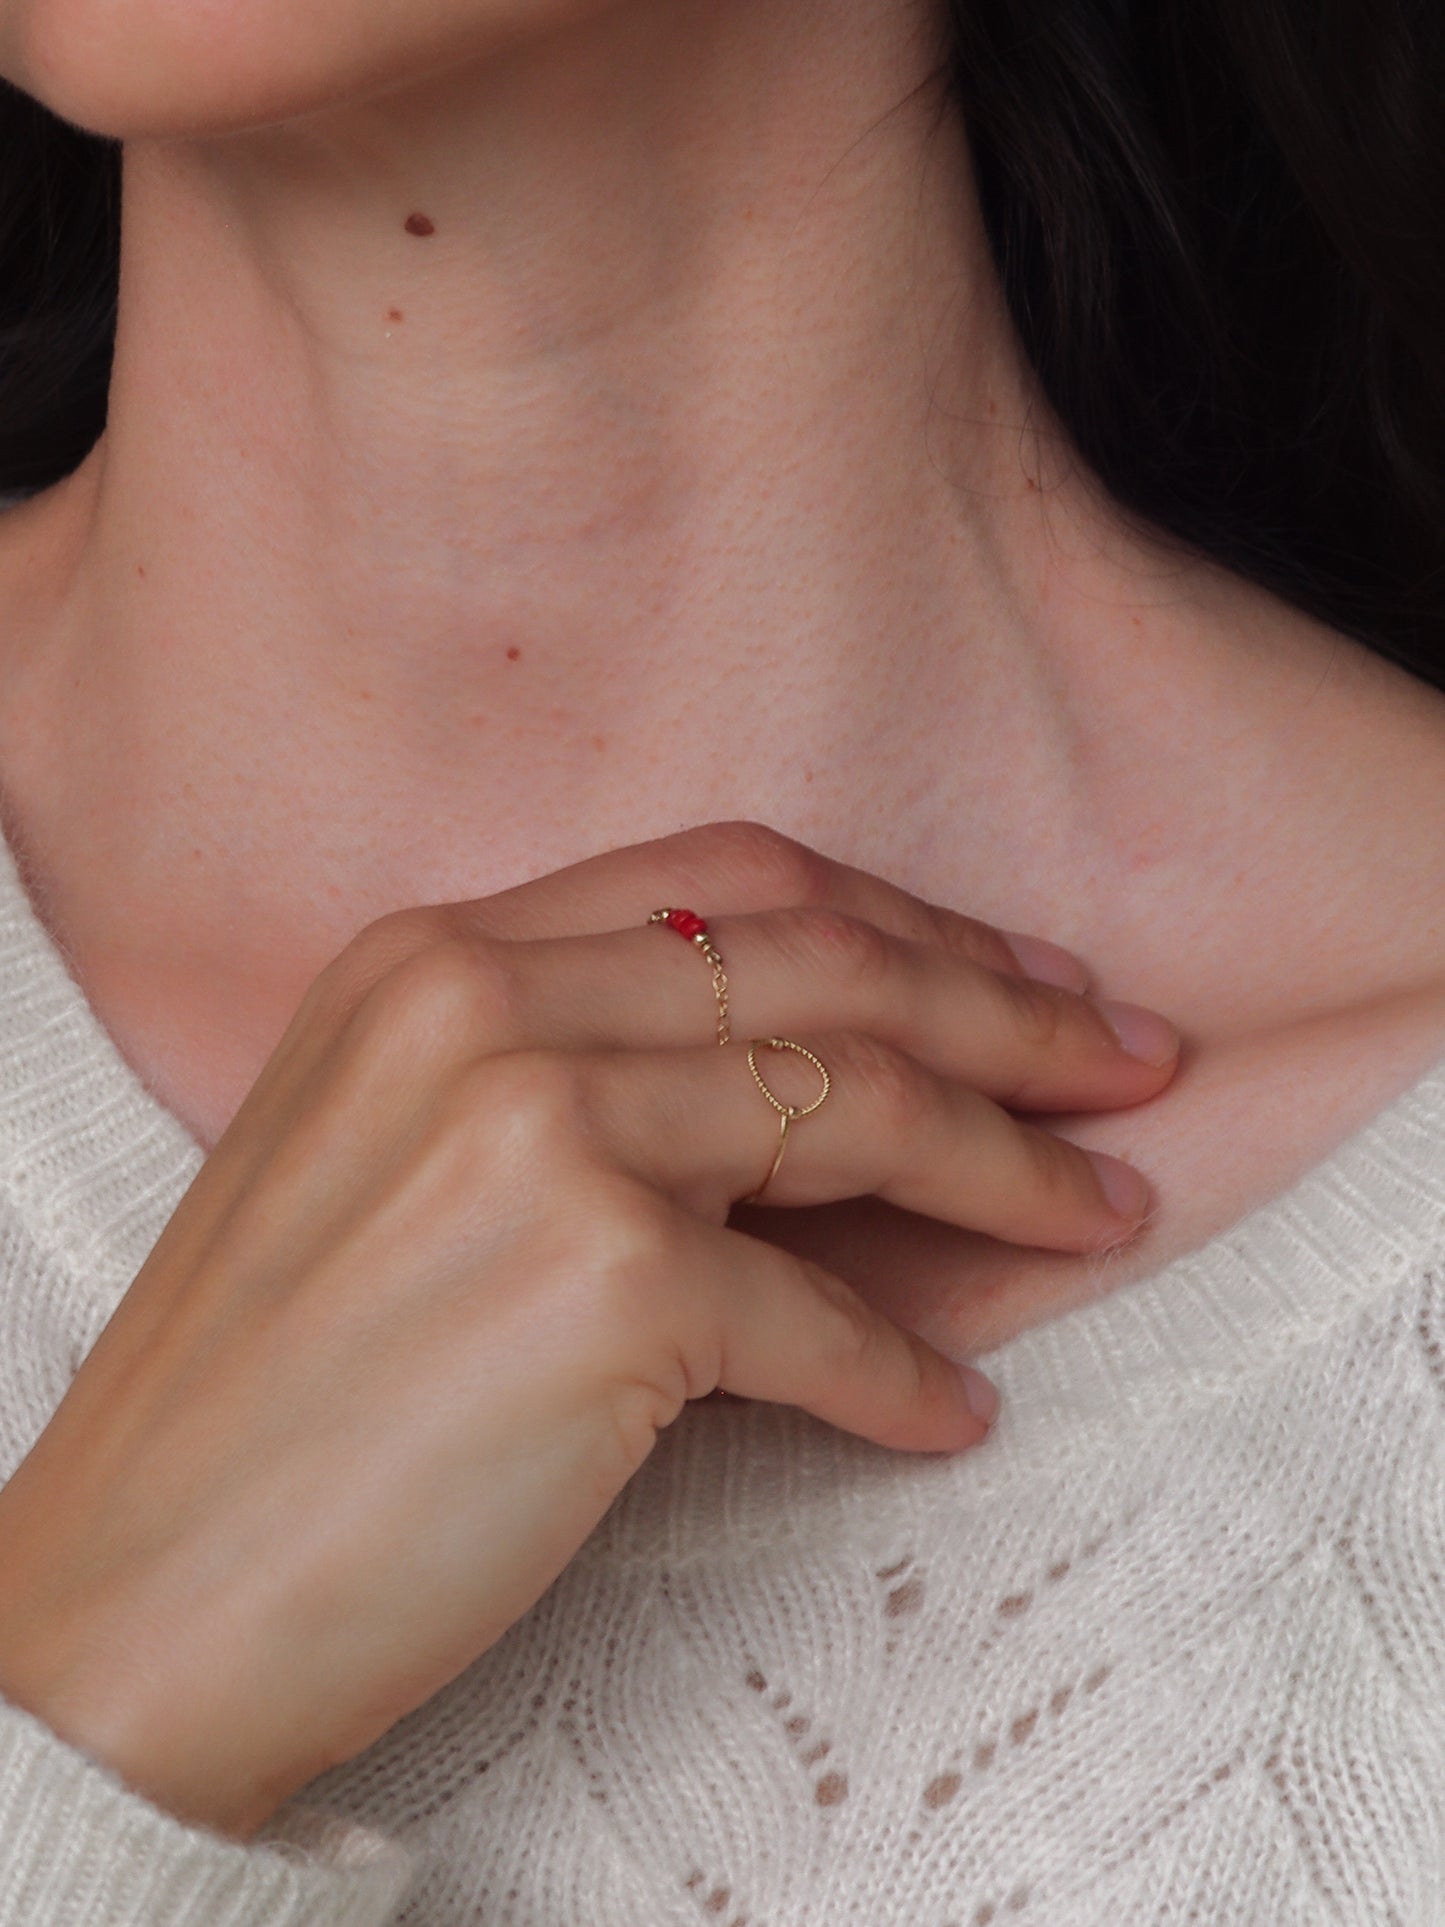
0 1580 284 1843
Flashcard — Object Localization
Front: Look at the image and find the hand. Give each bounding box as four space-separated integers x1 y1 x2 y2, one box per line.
0 823 1178 1844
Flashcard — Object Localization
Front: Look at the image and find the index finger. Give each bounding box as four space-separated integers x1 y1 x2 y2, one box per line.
451 820 1090 991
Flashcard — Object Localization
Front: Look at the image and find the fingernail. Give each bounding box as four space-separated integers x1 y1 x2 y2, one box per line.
1097 999 1180 1066
958 1365 1000 1428
1002 931 1090 992
1087 1148 1151 1221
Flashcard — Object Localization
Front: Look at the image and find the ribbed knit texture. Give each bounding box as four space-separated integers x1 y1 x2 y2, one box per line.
1 822 1444 1925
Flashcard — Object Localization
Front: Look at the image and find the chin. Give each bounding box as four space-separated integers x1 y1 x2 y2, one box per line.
2 0 592 139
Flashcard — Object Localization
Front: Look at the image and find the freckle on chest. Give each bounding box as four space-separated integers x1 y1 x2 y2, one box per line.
404 212 436 237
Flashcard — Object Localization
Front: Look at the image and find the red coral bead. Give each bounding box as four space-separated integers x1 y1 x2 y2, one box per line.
667 909 707 940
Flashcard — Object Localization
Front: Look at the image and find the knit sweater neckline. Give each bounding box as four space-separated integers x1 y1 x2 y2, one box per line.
2 822 1443 1503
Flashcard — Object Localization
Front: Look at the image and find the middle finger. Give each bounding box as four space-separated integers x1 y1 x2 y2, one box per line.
461 908 1180 1113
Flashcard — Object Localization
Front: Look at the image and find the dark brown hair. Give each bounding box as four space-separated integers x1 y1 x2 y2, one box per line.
0 83 119 492
2 0 1442 680
945 0 1443 681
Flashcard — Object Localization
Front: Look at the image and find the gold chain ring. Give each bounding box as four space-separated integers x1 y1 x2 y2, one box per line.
648 908 730 1045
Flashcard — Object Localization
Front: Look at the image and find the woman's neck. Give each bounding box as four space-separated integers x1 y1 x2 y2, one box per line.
3 0 1445 1135
85 0 1047 778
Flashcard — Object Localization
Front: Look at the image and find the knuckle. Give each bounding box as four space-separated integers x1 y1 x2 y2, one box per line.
539 1183 683 1354
340 905 450 983
925 901 1025 974
305 1051 587 1253
426 1056 669 1250
992 969 1066 1053
772 906 890 990
1018 1122 1090 1203
833 1033 927 1136
307 906 445 1018
803 1259 885 1369
450 1050 584 1159
673 820 831 908
354 936 513 1057
583 1183 679 1293
413 1055 594 1227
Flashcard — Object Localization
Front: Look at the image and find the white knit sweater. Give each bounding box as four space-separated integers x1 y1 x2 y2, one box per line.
1 827 1444 1926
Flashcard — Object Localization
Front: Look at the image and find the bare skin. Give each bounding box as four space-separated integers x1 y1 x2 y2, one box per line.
0 829 1174 1839
0 0 1442 1832
1 0 1443 1355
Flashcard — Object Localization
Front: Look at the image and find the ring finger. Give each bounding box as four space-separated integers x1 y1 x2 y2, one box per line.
568 1031 1152 1252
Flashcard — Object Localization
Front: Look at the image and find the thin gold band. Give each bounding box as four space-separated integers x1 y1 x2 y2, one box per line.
741 1037 832 1204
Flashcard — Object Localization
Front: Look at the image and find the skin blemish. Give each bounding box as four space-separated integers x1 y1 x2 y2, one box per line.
386 307 404 323
506 646 522 663
136 563 147 579
591 734 606 752
404 213 436 237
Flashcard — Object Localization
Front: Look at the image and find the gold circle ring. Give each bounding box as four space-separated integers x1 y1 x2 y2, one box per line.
740 1037 832 1205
